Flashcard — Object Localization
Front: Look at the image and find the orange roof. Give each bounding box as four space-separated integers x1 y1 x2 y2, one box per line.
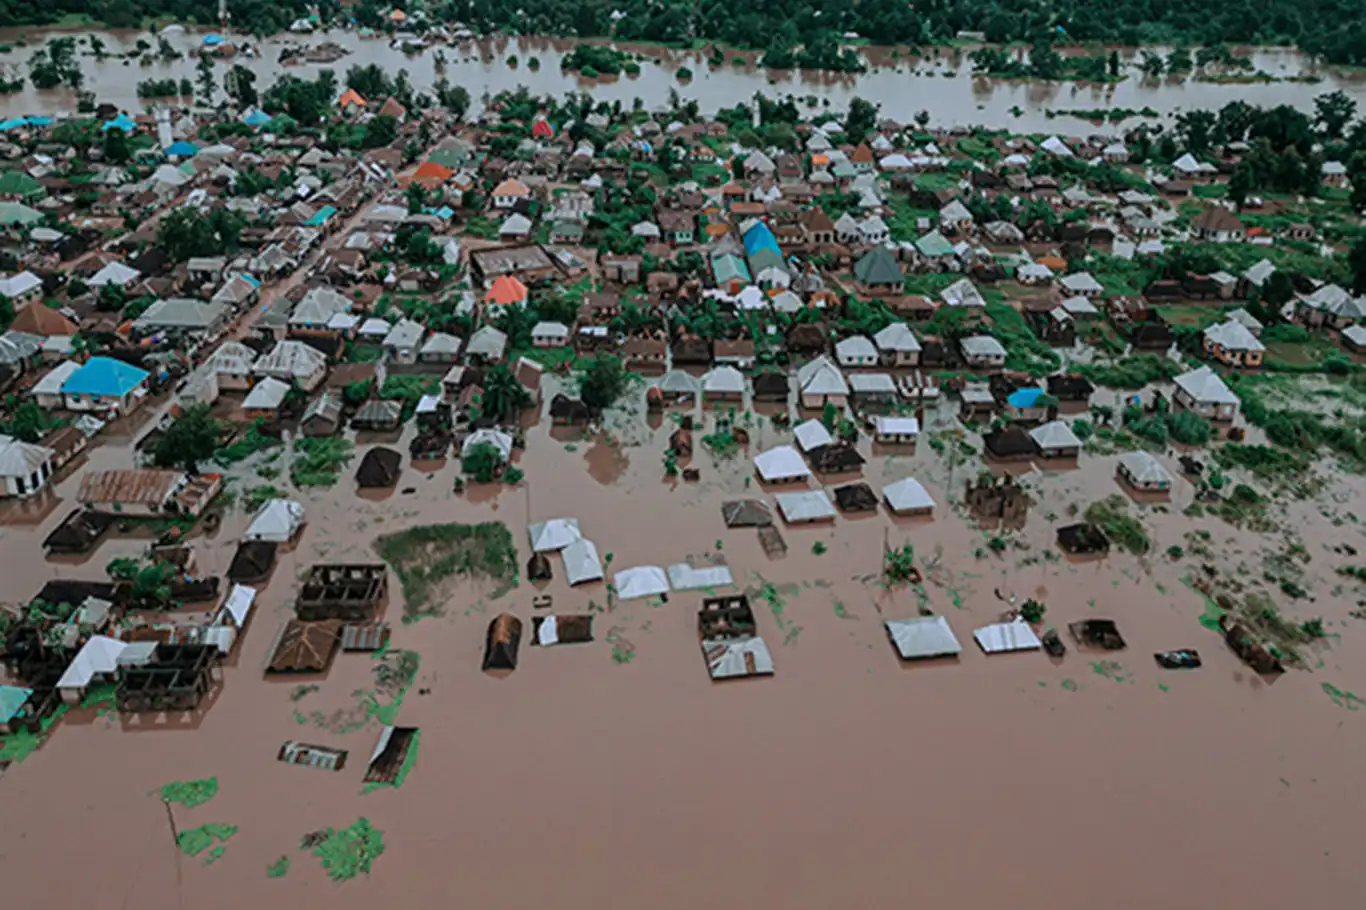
1036 255 1066 271
413 161 455 182
338 89 367 109
811 153 830 168
492 178 530 198
850 143 874 164
485 275 528 306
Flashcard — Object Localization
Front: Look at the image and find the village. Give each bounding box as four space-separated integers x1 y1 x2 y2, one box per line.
1 50 1366 903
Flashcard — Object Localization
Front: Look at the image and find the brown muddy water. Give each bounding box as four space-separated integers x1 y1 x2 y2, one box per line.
3 374 1366 909
2 28 1366 132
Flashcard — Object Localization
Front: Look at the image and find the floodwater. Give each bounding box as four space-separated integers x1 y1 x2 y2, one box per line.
3 27 1366 132
3 366 1366 909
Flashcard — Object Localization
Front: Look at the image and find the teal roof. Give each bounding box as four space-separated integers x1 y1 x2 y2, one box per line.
853 246 904 286
742 221 780 258
304 205 338 227
915 230 955 258
0 202 42 225
0 684 33 723
712 253 750 284
61 356 149 398
102 113 135 133
165 141 199 157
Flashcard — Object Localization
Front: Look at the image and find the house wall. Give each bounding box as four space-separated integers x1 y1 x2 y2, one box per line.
801 391 847 410
62 388 140 414
875 431 918 445
0 458 53 498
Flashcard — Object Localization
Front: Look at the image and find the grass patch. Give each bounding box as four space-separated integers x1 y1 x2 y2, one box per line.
160 777 219 808
1083 496 1150 554
373 522 518 620
267 855 291 878
243 483 285 511
214 420 282 465
0 703 68 764
1075 354 1181 390
311 818 385 882
290 437 354 487
985 301 1059 377
177 823 238 859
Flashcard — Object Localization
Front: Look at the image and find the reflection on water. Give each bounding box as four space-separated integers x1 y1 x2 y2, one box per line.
0 28 1363 132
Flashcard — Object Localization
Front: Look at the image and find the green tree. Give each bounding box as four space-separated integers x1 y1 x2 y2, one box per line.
1315 90 1356 140
225 64 258 109
844 96 879 141
1138 51 1165 78
577 355 629 414
364 114 398 148
406 182 426 215
1227 163 1254 210
5 401 46 442
195 54 216 105
1350 236 1366 294
462 442 504 483
102 127 130 163
151 405 220 470
478 363 532 424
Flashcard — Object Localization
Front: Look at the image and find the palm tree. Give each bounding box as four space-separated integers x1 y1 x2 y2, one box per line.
480 364 530 424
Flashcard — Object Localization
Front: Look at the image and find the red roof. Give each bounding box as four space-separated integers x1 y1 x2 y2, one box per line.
531 119 554 139
485 275 528 306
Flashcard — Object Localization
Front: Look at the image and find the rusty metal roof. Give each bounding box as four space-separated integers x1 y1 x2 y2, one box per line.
341 622 390 652
77 469 184 506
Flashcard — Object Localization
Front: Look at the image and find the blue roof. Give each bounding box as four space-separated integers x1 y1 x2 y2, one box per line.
242 109 272 127
165 141 199 157
742 221 780 258
426 205 455 220
0 115 52 132
303 205 338 227
102 114 136 133
26 116 51 127
61 356 150 398
203 34 225 45
1007 387 1045 408
0 684 33 724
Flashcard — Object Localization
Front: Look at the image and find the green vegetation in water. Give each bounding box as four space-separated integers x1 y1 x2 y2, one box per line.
178 823 238 860
1083 496 1150 555
311 818 385 882
984 301 1059 377
266 855 291 878
214 420 282 465
752 575 803 646
242 483 285 511
362 731 420 793
1076 355 1181 390
1322 683 1365 711
160 777 219 808
290 437 354 487
832 599 850 619
812 541 827 555
0 703 68 764
373 522 518 620
289 684 319 702
1060 679 1079 692
1090 660 1130 683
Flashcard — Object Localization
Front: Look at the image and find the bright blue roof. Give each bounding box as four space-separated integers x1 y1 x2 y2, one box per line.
165 141 199 157
102 114 136 133
203 34 225 45
1007 387 1045 408
242 109 271 126
303 205 338 227
0 118 25 132
426 205 455 220
742 221 780 258
61 356 150 398
26 116 51 127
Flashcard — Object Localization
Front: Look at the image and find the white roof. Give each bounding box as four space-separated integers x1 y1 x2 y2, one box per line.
0 435 53 477
657 370 700 396
528 518 582 553
874 416 920 437
1174 366 1239 405
1244 259 1276 287
1344 325 1366 346
736 285 768 310
961 335 1007 358
383 317 425 348
701 365 746 395
562 538 603 585
848 372 896 394
776 489 836 523
206 341 256 374
754 445 811 482
940 277 985 308
1030 420 1082 450
242 376 291 410
0 270 42 298
885 616 962 659
882 477 935 513
1203 319 1265 352
358 316 391 337
974 619 1042 653
613 565 670 600
244 498 304 542
532 320 570 339
1060 295 1099 316
793 419 834 452
835 335 877 359
1118 451 1173 486
703 637 774 679
796 355 849 397
256 340 326 379
1041 136 1073 157
466 325 508 358
88 261 139 287
1019 262 1055 280
30 359 80 398
667 562 734 591
873 322 921 353
462 428 514 461
500 212 533 235
939 200 973 224
1060 272 1103 294
57 635 127 689
219 584 257 626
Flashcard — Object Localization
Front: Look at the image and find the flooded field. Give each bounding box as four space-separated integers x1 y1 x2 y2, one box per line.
3 373 1366 909
2 28 1366 131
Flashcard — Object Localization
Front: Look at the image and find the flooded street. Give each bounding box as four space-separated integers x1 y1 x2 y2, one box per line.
2 29 1366 131
3 380 1366 909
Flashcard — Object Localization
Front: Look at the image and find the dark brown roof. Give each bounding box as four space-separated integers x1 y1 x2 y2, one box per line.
267 620 342 673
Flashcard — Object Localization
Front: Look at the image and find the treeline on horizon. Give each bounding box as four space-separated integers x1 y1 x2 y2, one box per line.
3 0 1366 67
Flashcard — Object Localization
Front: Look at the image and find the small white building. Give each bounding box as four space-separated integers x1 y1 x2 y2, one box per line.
960 335 1007 369
1173 366 1240 421
532 321 570 348
835 335 878 368
0 434 55 498
873 415 920 445
873 322 921 366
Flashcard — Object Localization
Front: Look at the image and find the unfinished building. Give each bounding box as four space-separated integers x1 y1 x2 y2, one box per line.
295 564 388 621
115 643 219 712
964 473 1029 524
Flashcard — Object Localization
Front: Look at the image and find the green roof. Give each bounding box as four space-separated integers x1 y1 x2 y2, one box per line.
0 170 43 201
853 246 904 286
712 253 750 284
915 230 955 258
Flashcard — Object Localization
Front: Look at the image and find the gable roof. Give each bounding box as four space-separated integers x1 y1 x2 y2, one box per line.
61 356 149 397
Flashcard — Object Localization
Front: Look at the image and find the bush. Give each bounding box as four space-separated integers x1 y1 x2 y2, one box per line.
1073 418 1094 440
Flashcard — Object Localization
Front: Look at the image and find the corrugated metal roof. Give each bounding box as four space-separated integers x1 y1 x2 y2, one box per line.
341 622 390 651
